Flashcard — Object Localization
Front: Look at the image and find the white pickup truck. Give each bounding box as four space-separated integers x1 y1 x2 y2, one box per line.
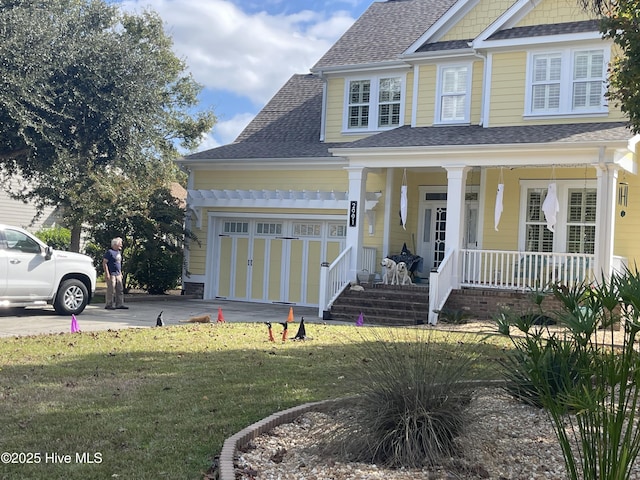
0 224 97 314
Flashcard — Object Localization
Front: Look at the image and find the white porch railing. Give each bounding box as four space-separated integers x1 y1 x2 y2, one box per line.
428 249 455 325
318 246 352 318
318 246 379 317
361 246 377 278
460 249 596 290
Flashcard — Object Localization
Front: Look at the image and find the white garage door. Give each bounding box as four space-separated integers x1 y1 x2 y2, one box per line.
212 218 346 306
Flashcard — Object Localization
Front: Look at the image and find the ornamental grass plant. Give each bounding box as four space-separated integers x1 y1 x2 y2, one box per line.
322 328 484 469
497 267 640 480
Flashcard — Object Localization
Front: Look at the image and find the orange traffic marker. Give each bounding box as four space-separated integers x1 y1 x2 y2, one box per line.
217 307 225 323
287 306 294 322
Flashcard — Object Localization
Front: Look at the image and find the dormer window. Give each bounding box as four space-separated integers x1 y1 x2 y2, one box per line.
344 75 404 132
526 47 608 117
435 63 472 124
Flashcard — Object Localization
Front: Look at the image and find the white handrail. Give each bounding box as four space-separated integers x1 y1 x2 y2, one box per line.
428 249 455 325
318 246 352 317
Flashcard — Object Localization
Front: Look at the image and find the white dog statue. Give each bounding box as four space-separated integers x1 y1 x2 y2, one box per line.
396 261 413 285
381 257 399 285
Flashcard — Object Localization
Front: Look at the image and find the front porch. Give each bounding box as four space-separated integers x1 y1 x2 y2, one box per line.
319 247 628 324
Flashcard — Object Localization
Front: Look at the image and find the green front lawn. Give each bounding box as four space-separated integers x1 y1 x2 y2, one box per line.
0 323 507 479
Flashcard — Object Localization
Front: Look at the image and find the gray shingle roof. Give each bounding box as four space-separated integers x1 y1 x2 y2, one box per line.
333 122 631 149
186 74 340 160
415 39 472 52
488 19 601 41
312 0 457 69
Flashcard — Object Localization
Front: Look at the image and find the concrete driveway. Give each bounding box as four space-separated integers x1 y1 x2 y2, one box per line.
0 297 321 337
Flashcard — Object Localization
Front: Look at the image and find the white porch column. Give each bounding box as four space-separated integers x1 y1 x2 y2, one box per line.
594 164 618 281
445 166 470 288
346 166 367 278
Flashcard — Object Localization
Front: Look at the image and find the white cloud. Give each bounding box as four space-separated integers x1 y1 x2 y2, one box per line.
119 0 355 106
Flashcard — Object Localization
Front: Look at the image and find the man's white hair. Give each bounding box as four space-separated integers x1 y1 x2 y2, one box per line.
111 237 123 248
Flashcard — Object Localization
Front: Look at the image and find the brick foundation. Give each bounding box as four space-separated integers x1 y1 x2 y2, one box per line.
444 288 564 320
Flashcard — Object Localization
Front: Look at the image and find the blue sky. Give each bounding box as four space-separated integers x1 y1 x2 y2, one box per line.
115 0 373 151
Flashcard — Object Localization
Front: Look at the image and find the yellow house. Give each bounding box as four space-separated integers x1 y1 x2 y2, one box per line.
178 0 639 324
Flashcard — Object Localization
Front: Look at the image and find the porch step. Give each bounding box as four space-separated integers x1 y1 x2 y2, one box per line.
329 283 430 326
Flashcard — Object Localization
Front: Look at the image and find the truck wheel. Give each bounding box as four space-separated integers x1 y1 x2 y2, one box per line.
54 279 89 315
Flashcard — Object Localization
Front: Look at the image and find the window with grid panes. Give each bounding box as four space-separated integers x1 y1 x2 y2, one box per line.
293 223 321 237
223 221 248 234
527 48 606 116
531 54 561 113
378 78 401 127
329 224 347 237
566 188 596 254
256 223 282 235
348 80 370 128
346 75 403 131
439 65 469 123
525 189 554 252
573 50 604 110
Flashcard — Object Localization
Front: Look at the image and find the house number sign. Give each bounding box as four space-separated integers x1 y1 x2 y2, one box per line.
349 201 357 227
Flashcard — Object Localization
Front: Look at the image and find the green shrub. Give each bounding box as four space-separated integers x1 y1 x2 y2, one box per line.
323 328 478 468
128 245 182 294
498 269 640 480
34 226 71 250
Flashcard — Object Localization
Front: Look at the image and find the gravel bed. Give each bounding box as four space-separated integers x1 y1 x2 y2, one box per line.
234 387 640 480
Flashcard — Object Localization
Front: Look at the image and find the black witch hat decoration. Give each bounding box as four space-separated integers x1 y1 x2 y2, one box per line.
293 317 306 340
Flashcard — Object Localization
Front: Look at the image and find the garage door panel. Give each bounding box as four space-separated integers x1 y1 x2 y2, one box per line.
305 241 322 304
267 239 283 302
218 237 233 297
251 238 266 301
288 240 303 304
234 238 249 299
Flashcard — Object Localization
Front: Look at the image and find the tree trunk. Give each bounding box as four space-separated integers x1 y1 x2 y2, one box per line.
70 224 82 253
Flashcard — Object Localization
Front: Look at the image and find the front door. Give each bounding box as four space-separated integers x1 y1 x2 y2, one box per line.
417 187 479 273
418 200 447 272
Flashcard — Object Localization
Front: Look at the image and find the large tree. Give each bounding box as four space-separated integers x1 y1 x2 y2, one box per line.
0 0 214 250
579 0 640 133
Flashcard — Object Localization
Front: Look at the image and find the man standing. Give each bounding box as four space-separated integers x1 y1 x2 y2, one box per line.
103 237 129 310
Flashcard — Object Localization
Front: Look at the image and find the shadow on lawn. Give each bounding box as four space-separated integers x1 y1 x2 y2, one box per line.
0 325 503 479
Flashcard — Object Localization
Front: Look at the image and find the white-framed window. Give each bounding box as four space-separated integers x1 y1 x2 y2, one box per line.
519 180 596 253
435 63 471 124
223 221 249 234
329 224 347 238
566 188 596 254
344 74 404 132
255 222 282 235
293 223 321 237
524 189 555 252
526 47 608 117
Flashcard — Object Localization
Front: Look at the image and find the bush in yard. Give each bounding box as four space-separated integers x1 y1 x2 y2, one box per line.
323 328 479 469
128 244 183 294
34 226 71 250
497 269 640 480
87 186 196 294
